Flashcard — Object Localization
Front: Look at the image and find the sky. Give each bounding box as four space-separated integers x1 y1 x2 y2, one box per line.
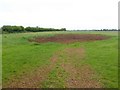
0 0 119 30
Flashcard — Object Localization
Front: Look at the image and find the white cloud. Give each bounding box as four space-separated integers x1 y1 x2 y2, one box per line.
0 0 119 29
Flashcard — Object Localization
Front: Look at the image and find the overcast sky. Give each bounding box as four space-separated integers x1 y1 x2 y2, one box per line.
0 0 119 30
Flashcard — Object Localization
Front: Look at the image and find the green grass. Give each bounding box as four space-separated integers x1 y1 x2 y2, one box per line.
41 64 68 88
83 36 118 88
2 31 118 88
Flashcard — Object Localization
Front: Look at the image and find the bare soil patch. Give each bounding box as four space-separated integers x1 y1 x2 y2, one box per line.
30 34 110 44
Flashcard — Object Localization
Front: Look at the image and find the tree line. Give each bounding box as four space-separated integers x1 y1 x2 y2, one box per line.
73 29 119 31
1 25 66 33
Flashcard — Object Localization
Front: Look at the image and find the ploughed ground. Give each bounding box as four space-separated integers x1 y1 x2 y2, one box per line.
29 34 110 44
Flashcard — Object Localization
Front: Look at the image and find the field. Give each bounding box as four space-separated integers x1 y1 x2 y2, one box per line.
2 31 118 88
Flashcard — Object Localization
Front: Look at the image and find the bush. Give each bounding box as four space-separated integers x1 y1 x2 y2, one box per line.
2 25 66 33
2 25 25 33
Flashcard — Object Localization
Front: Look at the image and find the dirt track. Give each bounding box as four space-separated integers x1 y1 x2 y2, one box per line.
3 54 58 88
30 34 110 44
3 48 102 88
61 48 101 88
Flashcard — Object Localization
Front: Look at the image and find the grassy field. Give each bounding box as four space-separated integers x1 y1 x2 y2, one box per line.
2 31 118 88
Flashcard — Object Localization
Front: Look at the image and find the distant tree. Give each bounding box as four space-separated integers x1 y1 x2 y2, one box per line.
2 25 67 33
2 25 24 33
60 28 66 31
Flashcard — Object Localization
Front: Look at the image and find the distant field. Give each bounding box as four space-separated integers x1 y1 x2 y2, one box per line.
2 31 118 88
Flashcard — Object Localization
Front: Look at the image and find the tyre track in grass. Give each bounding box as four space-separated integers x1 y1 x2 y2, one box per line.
61 48 102 88
62 63 102 88
41 48 102 88
4 47 102 88
3 53 59 88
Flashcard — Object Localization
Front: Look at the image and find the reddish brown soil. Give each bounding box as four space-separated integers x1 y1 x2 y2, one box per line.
30 34 110 44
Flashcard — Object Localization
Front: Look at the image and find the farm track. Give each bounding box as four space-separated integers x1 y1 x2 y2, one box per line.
4 47 102 88
3 53 59 88
58 48 102 88
41 48 102 88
